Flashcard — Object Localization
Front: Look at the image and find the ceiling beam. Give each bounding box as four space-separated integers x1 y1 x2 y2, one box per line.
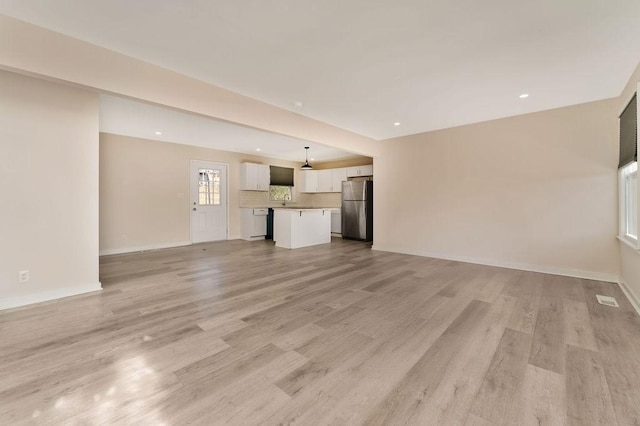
0 14 379 158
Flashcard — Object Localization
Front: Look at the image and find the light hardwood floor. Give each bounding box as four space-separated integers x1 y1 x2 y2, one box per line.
1 238 639 425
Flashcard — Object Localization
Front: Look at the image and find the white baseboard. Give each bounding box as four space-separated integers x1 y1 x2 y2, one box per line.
241 236 267 241
618 278 640 317
0 282 102 311
371 245 619 283
100 241 192 256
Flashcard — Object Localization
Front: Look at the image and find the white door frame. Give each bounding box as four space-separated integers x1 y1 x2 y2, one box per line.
190 159 230 243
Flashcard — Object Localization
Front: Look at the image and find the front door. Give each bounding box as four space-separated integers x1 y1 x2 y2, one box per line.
190 160 228 243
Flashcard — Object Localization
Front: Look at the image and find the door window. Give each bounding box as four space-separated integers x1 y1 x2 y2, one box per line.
198 169 220 205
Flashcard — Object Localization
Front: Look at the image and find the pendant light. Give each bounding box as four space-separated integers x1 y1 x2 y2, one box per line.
301 146 313 170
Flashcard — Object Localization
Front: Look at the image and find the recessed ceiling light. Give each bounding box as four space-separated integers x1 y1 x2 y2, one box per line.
394 122 401 126
155 131 162 135
256 148 261 151
519 94 529 99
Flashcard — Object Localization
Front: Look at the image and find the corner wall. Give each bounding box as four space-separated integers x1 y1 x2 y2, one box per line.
0 70 100 309
374 98 620 281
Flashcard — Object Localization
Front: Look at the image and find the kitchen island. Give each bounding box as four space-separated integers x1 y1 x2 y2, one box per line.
273 208 332 249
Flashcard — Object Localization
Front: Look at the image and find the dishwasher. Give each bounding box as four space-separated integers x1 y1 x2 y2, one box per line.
240 208 268 240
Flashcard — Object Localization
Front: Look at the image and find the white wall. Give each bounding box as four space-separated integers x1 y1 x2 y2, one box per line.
618 61 640 312
374 98 620 281
0 70 100 309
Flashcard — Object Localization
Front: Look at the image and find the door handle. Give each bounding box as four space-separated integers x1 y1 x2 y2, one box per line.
193 207 197 211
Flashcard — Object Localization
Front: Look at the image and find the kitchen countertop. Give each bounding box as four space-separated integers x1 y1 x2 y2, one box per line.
241 206 339 210
273 207 332 210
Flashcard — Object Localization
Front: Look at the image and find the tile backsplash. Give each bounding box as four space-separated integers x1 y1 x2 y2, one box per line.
239 190 341 209
311 192 341 208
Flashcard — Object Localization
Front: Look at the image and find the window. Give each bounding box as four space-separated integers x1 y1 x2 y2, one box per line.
269 185 293 202
618 92 637 247
198 168 220 205
620 162 638 243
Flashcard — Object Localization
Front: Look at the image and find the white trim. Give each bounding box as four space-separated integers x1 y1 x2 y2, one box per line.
242 235 266 241
618 166 626 238
0 282 102 311
99 241 191 256
618 278 640 317
618 163 638 245
617 235 640 252
371 245 618 283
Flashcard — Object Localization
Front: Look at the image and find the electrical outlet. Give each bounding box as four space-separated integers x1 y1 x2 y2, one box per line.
18 270 29 283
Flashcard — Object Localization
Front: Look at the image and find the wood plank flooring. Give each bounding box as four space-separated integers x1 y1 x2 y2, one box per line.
1 238 639 425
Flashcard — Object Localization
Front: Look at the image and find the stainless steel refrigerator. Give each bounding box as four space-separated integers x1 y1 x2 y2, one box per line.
341 180 373 241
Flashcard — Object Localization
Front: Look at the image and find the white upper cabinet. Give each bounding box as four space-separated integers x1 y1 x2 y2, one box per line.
331 168 347 192
257 164 270 189
317 169 332 192
300 170 318 193
301 165 371 193
346 164 373 177
240 163 270 191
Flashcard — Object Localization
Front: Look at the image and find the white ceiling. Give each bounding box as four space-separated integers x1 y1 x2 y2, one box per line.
99 95 360 163
1 0 639 140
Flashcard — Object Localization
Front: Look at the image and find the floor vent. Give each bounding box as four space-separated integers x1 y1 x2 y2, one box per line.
596 295 619 308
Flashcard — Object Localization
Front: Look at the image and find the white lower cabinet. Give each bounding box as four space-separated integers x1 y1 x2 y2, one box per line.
241 208 268 240
273 209 331 249
331 210 341 234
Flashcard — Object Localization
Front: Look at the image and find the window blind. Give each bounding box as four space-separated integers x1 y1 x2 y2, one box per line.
619 93 637 168
270 166 294 186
